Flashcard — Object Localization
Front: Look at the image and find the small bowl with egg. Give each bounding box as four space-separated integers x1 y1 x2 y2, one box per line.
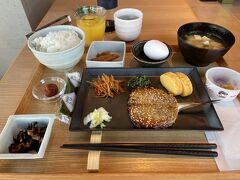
86 41 126 68
32 77 66 103
205 67 240 101
178 22 235 67
132 40 173 67
27 25 85 72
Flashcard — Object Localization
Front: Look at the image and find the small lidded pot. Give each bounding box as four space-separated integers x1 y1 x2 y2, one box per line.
205 67 240 101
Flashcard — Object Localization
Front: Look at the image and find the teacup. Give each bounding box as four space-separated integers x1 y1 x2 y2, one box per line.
114 8 143 41
205 67 240 101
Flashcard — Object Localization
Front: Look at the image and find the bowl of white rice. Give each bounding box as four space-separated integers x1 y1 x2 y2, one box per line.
27 25 85 71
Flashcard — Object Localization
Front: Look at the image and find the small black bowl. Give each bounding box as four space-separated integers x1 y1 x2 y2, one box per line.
177 22 235 67
132 40 173 67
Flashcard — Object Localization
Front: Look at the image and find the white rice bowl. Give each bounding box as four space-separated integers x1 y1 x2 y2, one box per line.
28 25 85 72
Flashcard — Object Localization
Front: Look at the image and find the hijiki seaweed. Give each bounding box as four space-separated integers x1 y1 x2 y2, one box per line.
9 122 47 153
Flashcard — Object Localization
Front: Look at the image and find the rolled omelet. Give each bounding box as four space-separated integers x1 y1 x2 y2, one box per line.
175 72 193 97
160 72 183 96
160 72 193 97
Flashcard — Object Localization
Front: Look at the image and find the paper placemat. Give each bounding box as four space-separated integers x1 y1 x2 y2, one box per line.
205 99 240 171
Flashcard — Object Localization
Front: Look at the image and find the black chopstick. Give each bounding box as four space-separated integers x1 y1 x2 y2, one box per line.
61 143 217 150
26 15 71 38
61 145 217 157
61 143 218 157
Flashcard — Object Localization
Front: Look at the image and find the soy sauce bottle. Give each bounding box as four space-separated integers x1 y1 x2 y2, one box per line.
97 0 118 32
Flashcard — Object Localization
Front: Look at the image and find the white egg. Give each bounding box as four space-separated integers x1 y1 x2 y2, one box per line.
143 40 169 60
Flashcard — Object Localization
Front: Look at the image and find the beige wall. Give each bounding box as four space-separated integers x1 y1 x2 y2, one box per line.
0 0 31 78
21 0 54 29
0 0 53 79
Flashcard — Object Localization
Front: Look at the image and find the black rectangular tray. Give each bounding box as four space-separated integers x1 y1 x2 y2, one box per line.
70 67 223 131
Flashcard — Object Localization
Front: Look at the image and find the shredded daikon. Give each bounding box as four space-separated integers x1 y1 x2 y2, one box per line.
83 107 112 128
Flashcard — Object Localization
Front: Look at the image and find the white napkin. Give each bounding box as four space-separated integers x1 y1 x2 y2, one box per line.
205 99 240 171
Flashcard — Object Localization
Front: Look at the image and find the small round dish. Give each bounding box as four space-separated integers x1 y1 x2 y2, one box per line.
132 40 173 67
205 67 240 101
32 77 66 103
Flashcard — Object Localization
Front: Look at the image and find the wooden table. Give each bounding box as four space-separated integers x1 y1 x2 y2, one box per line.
0 0 240 179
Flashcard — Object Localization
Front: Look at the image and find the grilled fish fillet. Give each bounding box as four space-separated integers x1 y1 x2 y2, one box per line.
128 87 178 128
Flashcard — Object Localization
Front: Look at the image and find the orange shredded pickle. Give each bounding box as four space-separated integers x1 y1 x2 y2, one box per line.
88 74 125 98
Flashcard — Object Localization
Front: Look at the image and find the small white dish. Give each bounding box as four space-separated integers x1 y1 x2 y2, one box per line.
205 67 240 101
0 114 55 159
86 41 126 68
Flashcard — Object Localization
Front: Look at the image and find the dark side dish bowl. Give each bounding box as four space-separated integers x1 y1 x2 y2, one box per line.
132 40 173 67
177 22 235 66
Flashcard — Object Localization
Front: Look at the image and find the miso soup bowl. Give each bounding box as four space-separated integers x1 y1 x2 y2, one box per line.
177 22 235 66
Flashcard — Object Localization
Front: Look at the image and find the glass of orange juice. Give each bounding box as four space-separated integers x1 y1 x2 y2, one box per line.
75 6 106 47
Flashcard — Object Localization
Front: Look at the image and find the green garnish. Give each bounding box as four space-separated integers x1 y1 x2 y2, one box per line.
127 76 151 89
206 32 212 37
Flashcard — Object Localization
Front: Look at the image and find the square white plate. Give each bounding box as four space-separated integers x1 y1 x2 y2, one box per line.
0 114 55 159
86 41 126 68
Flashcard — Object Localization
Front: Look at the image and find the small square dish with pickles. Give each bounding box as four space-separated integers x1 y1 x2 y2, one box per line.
86 41 126 68
70 67 223 131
